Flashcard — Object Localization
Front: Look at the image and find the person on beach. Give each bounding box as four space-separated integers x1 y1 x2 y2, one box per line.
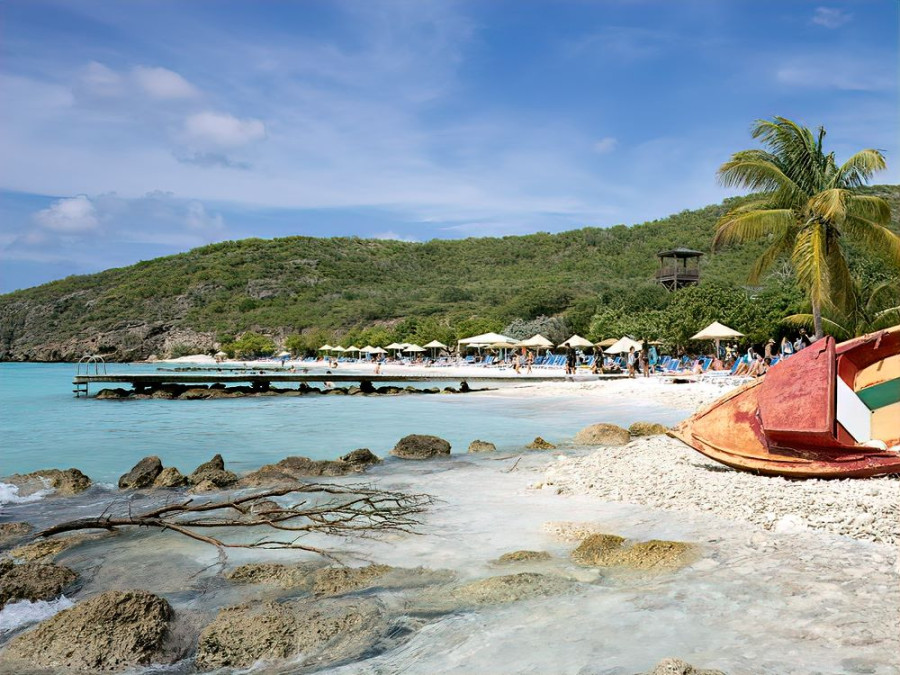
764 339 776 360
794 329 811 352
641 342 650 378
780 336 794 358
565 349 576 375
525 351 534 374
626 346 637 378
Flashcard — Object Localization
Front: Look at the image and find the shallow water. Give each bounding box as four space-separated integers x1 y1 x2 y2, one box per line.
1 364 897 674
0 363 682 482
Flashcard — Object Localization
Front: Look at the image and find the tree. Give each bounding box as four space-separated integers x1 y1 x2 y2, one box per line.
714 117 900 339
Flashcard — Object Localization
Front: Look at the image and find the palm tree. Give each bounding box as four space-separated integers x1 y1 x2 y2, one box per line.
713 116 900 339
784 279 900 340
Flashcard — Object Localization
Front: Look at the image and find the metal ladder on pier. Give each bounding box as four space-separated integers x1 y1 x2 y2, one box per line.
74 355 107 397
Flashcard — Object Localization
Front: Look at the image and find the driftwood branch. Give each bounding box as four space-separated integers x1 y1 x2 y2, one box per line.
36 483 433 559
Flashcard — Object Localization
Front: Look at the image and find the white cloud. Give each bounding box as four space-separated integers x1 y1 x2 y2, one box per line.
812 7 852 29
33 195 99 232
132 66 198 99
593 137 617 154
183 111 266 150
79 61 124 97
776 58 893 92
371 231 418 242
185 201 225 230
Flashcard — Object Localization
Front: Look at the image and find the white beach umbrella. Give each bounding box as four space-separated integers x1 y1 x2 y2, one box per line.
595 338 617 348
332 346 346 353
278 351 291 357
360 345 375 353
423 340 448 349
458 332 516 345
404 344 426 353
691 321 744 355
372 347 388 354
344 345 360 352
558 335 594 349
604 336 643 354
515 334 554 351
318 344 333 351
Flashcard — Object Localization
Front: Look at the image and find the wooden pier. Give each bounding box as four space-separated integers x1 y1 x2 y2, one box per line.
72 370 614 397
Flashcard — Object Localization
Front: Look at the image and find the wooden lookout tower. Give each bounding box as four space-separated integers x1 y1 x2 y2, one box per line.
655 248 702 290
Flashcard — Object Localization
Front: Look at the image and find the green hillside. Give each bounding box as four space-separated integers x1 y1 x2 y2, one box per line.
2 185 898 361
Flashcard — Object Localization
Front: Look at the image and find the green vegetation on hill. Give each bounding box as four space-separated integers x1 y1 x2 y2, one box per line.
1 186 897 361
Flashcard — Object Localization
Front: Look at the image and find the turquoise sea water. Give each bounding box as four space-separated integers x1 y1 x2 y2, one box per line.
0 363 685 483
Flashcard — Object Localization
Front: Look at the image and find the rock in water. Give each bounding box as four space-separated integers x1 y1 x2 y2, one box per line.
225 562 323 589
194 597 385 670
311 564 394 596
495 550 552 563
468 440 497 453
8 536 89 562
573 423 631 446
390 434 451 459
571 534 627 565
152 466 188 488
644 657 727 674
526 437 556 450
8 468 91 496
0 560 77 609
189 454 238 488
441 573 573 608
628 421 670 436
118 456 163 489
338 448 381 468
1 590 173 672
0 522 32 545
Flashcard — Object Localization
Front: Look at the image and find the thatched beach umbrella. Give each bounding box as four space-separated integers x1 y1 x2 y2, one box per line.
691 321 744 356
318 344 333 351
515 334 554 352
423 340 448 358
558 335 594 349
595 338 617 348
604 336 643 354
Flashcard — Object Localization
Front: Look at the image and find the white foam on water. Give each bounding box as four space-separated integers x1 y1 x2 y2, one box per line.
0 481 54 506
0 595 74 633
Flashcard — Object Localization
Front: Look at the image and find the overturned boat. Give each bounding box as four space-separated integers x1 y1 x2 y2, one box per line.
672 326 900 478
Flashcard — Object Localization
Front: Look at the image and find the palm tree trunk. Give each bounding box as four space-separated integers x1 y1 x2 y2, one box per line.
812 300 824 340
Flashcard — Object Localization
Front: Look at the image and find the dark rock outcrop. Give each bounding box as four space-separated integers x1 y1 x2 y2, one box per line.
390 434 451 460
468 440 496 453
525 437 556 450
194 597 386 671
118 456 163 489
0 590 173 672
0 560 77 609
238 449 382 487
573 423 631 446
189 454 238 488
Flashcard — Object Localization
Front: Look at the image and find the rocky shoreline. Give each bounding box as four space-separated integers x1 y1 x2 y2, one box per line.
93 381 481 400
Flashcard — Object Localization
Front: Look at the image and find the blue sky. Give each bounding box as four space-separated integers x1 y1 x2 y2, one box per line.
1 0 897 292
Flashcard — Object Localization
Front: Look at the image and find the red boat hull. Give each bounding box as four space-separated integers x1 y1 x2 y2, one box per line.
672 327 900 479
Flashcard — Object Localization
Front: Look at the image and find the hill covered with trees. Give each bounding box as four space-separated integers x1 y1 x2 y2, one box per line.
1 185 897 361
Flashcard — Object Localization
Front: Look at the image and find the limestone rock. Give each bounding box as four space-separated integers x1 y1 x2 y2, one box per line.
628 421 669 436
338 448 381 468
643 657 727 675
572 535 697 571
390 434 451 460
152 466 188 488
8 537 88 563
9 468 91 496
573 423 631 446
179 388 212 400
571 533 627 566
468 440 497 453
435 573 573 609
1 590 173 672
189 454 237 488
495 550 552 564
225 562 322 589
118 456 163 489
0 522 32 545
96 388 130 399
194 597 385 671
311 564 394 596
0 560 77 609
526 437 556 450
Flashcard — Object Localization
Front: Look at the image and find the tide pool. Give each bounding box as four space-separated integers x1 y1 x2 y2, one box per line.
0 363 685 483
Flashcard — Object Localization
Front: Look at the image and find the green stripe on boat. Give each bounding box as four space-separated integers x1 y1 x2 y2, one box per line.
857 378 900 411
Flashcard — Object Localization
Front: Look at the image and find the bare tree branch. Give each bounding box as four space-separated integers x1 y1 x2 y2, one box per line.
34 483 433 560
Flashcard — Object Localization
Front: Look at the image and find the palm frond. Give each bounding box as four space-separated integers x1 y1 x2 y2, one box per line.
846 194 891 225
713 209 794 250
834 149 888 188
717 158 803 200
842 216 900 265
748 225 796 284
825 244 856 314
808 188 848 223
792 220 829 307
783 313 850 339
